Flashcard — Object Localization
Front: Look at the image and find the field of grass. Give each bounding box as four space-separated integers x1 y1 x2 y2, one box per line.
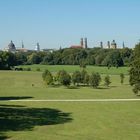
16 64 129 75
0 70 140 140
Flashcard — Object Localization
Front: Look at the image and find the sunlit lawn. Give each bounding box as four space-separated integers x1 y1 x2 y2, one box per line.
0 70 140 140
17 64 129 75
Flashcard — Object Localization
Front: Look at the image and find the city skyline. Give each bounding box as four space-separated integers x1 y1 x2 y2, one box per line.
0 0 140 49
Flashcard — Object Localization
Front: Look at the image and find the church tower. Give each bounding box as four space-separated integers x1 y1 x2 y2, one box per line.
80 38 84 48
35 42 40 52
100 41 103 48
107 41 110 49
111 40 117 49
22 41 24 48
123 42 125 48
84 38 88 49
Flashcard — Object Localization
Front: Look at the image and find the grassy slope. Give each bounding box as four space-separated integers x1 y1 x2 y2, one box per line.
3 102 140 140
0 71 140 140
17 64 129 75
0 71 136 99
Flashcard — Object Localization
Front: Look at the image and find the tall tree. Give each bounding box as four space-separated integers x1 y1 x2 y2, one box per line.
42 69 53 86
129 43 140 95
89 72 101 88
120 73 125 84
104 75 111 87
57 70 71 86
72 71 81 86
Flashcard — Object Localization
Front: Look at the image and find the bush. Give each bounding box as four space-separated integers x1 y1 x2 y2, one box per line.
104 75 111 87
120 73 125 84
72 71 81 85
26 68 31 71
57 70 71 86
36 68 41 71
42 69 53 86
89 72 101 88
83 73 90 85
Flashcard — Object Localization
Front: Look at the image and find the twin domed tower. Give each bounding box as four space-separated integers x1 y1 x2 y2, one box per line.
70 38 88 49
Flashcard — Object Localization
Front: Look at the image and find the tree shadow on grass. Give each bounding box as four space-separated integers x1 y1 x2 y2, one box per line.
0 134 8 140
97 87 109 90
67 86 80 89
0 96 33 101
0 104 25 107
0 106 72 139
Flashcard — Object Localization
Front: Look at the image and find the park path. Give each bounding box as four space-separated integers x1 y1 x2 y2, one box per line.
8 99 140 102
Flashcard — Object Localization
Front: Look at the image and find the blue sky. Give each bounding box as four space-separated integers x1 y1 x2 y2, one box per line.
0 0 140 49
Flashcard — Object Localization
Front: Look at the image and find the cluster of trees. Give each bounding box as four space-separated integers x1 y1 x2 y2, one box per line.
0 51 46 70
41 48 133 67
0 47 133 69
42 69 125 88
0 51 17 70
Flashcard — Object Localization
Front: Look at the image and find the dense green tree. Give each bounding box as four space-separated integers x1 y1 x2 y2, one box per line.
42 69 53 85
104 75 111 87
57 70 71 86
0 52 16 69
15 52 27 65
121 48 133 66
79 61 86 69
80 70 87 84
86 55 95 65
95 55 104 65
120 73 125 84
27 53 42 64
89 72 101 88
83 73 90 85
56 70 66 83
42 53 54 65
129 43 140 95
109 50 124 67
72 71 81 85
101 55 111 66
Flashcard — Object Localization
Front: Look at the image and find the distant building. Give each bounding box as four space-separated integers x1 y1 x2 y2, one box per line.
107 41 111 49
42 48 55 53
100 41 103 48
123 42 125 48
111 40 117 49
70 45 83 49
4 40 16 53
22 41 24 48
35 43 40 52
70 38 88 49
84 38 88 49
16 41 28 52
16 48 28 52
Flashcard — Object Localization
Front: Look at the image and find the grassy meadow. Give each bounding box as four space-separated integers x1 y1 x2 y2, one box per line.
0 66 140 140
16 64 129 75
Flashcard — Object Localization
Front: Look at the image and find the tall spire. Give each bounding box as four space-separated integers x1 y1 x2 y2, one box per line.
84 38 88 49
35 42 40 52
22 41 24 48
100 41 103 48
107 41 110 49
123 42 125 48
80 38 84 48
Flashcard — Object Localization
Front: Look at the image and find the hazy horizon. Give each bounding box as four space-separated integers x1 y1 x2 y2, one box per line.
0 0 140 49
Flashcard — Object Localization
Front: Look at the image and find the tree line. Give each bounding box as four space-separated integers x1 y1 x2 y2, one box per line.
42 69 125 88
0 47 133 70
